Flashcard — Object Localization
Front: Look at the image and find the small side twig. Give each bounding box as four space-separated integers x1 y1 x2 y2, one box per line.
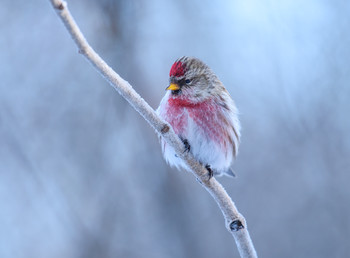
48 1 257 257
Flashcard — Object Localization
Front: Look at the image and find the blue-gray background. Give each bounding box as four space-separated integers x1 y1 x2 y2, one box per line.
1 0 349 257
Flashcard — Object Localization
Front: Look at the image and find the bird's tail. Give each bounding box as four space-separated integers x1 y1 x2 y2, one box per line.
225 168 236 178
214 168 236 178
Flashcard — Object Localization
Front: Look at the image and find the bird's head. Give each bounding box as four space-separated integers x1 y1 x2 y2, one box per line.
166 56 221 103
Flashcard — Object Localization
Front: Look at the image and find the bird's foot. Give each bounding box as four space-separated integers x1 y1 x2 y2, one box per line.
175 138 191 158
205 164 213 180
181 138 191 153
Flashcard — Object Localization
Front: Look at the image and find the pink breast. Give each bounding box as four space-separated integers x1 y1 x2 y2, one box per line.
166 98 226 146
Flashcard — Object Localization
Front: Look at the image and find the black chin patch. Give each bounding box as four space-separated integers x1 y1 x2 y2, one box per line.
171 89 181 95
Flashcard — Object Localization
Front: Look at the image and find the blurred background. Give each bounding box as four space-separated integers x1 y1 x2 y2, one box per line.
1 0 349 257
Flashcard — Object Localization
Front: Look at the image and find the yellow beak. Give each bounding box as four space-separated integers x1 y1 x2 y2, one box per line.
166 83 180 91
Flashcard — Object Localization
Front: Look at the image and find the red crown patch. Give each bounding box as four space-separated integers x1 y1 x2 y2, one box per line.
169 61 186 77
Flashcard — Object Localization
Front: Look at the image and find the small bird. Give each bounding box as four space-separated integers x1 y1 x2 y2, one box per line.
157 56 240 178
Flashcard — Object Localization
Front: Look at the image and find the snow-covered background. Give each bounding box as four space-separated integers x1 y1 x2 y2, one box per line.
1 0 349 257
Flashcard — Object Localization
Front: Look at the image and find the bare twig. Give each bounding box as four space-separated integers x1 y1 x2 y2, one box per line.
48 1 257 257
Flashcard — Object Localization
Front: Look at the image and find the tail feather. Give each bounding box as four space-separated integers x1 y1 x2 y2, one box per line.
224 168 236 178
214 168 236 178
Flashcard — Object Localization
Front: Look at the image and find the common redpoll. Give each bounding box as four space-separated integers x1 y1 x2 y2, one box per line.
157 56 240 178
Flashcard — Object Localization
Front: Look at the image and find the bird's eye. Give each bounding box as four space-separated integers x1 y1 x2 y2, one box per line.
185 79 191 84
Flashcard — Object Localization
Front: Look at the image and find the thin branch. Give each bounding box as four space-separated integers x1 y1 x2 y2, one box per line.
48 1 258 257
